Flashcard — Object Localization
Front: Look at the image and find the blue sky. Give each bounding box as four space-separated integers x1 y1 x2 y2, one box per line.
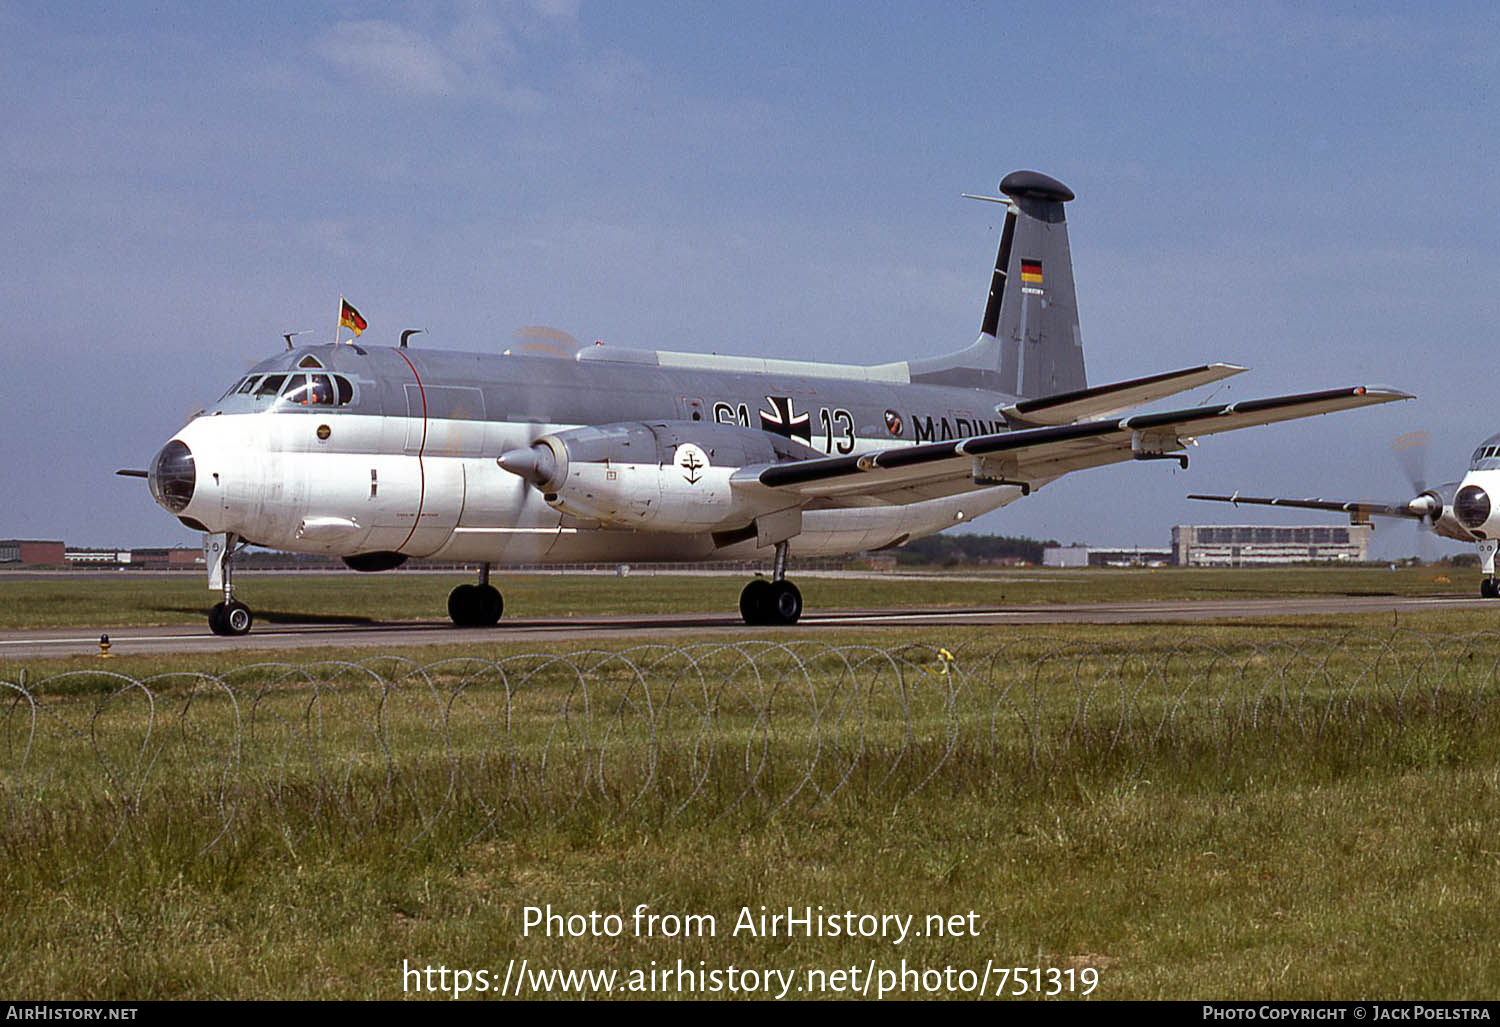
4 1 1497 557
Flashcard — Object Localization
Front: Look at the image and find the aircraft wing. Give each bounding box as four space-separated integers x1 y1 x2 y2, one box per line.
734 385 1411 505
1186 493 1425 520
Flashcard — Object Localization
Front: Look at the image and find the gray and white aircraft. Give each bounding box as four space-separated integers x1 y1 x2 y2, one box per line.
120 170 1409 635
1190 433 1500 596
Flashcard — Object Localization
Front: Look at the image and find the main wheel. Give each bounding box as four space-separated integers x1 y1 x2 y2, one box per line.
763 580 802 625
740 579 772 625
209 600 253 636
474 583 503 624
1483 579 1499 599
449 583 504 626
448 584 477 625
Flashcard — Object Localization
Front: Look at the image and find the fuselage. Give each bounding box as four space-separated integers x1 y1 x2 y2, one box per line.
148 342 1034 564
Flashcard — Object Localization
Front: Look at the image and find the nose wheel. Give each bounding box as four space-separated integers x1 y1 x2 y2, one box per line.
209 600 253 636
449 563 504 626
1482 579 1499 599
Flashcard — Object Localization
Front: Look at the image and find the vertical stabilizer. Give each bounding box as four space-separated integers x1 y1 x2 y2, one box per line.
909 170 1087 399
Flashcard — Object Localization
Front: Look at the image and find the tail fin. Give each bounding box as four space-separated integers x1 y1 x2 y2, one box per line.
908 170 1086 399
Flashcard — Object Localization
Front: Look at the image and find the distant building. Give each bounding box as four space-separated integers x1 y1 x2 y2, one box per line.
126 547 204 570
1044 544 1172 567
1172 524 1370 566
0 540 66 565
1087 546 1174 568
1042 545 1091 568
66 549 132 565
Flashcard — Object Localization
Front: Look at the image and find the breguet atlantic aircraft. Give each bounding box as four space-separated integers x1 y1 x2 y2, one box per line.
1190 432 1500 597
120 170 1409 635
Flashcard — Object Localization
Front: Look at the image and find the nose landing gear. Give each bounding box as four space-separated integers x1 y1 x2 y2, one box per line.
206 533 254 636
1479 539 1500 599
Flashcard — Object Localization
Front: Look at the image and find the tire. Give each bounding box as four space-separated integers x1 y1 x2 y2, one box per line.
448 584 478 626
208 602 227 636
739 579 772 624
1483 579 1499 599
475 584 504 625
764 581 803 625
221 600 253 636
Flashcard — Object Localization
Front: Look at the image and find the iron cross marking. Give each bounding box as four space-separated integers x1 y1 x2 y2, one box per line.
759 395 812 445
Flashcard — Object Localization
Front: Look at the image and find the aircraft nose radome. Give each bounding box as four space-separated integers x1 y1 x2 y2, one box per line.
1455 484 1491 531
148 440 195 513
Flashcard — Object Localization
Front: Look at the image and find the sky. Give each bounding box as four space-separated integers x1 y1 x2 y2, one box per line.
3 0 1497 559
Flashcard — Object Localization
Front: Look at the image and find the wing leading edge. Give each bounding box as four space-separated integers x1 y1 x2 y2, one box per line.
1186 493 1427 520
734 386 1412 504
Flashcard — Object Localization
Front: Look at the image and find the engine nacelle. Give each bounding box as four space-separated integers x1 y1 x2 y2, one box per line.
498 421 817 532
1418 482 1474 542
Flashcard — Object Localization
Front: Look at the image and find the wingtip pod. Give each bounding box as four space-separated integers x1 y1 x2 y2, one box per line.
1365 385 1417 402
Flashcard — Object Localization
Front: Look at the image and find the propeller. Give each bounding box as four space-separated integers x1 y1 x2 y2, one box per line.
505 325 583 359
1391 430 1438 561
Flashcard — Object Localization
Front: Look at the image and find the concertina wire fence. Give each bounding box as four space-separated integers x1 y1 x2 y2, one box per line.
2 633 1499 862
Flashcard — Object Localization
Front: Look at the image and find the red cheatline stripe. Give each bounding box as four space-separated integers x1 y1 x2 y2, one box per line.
394 348 427 554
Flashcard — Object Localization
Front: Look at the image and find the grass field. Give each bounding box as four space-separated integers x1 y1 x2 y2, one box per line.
0 563 1479 630
3 590 1500 1000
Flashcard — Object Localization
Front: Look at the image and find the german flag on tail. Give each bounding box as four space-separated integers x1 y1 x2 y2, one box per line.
339 298 367 337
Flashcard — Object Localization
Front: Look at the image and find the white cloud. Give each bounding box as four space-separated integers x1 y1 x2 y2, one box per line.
315 1 582 100
526 0 580 22
318 19 462 96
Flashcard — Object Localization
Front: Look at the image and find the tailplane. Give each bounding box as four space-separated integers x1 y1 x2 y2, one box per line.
909 170 1086 399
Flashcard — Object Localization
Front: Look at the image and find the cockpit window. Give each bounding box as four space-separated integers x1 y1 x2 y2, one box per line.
255 374 287 397
276 372 355 408
281 373 337 407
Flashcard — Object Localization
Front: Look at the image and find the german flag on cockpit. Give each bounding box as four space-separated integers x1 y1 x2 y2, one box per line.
339 298 367 337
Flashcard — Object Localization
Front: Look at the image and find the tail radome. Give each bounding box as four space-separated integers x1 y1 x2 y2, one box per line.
909 170 1086 399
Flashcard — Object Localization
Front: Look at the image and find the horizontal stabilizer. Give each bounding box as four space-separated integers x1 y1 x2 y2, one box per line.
1000 364 1247 427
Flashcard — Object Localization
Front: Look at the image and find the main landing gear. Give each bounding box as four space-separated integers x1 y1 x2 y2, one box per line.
207 533 253 636
740 541 802 626
449 563 503 627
